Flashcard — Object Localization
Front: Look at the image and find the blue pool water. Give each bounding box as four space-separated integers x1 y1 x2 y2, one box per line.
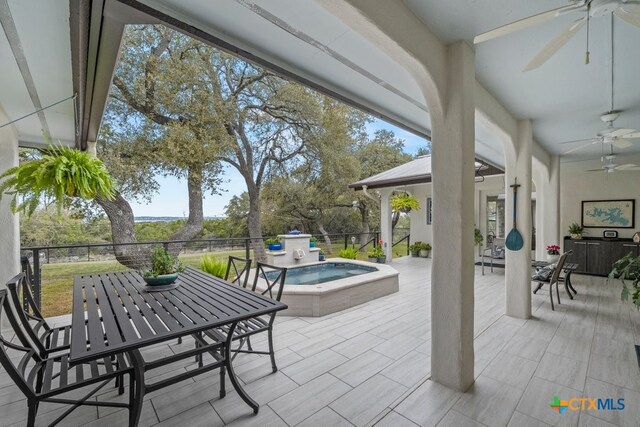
265 262 377 285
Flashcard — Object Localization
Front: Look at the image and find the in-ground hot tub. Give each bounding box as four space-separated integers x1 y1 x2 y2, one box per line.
255 258 399 317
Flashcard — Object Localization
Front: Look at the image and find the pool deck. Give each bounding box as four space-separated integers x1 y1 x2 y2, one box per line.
1 256 639 426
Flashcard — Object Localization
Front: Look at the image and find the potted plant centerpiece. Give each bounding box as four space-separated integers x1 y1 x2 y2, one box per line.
568 223 584 239
419 242 432 258
318 249 326 261
309 236 317 248
142 246 185 286
546 244 561 262
265 237 282 251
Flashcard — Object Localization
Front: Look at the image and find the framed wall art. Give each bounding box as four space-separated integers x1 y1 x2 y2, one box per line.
581 199 635 228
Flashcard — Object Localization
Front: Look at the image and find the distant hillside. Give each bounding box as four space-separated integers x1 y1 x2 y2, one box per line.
134 216 226 222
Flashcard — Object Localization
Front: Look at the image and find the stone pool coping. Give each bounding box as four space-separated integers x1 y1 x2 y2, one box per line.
252 258 400 316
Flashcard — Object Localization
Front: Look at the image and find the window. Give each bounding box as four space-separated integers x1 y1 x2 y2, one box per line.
486 196 505 238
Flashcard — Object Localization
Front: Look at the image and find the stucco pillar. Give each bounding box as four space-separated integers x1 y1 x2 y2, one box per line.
430 42 475 391
545 155 561 250
379 188 393 261
0 111 20 286
505 120 533 319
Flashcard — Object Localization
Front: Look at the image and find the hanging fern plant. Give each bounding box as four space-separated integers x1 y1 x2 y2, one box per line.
0 143 116 216
391 193 421 213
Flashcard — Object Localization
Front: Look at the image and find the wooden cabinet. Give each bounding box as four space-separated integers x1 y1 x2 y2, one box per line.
564 239 587 273
563 238 640 276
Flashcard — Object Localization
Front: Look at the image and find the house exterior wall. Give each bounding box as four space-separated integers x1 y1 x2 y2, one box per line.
408 175 505 250
560 156 640 241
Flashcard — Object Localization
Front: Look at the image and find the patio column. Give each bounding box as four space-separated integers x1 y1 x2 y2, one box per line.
430 41 475 391
379 188 393 261
505 120 533 319
543 155 561 251
0 109 20 283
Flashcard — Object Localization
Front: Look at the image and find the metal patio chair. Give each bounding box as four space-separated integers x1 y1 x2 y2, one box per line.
6 273 72 358
204 262 287 372
532 251 569 311
225 256 252 288
0 284 141 427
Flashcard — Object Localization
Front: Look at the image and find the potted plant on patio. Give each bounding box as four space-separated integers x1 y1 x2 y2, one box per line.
265 237 282 251
0 142 116 215
376 240 387 263
545 244 561 262
419 242 432 258
318 249 326 261
142 246 185 286
391 192 421 213
309 236 317 248
474 228 484 248
409 242 422 257
367 245 382 263
568 223 584 239
609 252 640 309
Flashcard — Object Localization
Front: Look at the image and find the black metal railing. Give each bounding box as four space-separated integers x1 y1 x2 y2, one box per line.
21 231 399 310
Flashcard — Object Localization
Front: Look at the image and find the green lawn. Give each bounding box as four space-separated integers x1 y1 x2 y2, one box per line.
39 242 409 317
40 249 247 317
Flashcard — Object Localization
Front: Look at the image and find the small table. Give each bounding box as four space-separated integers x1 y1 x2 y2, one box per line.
70 267 287 424
532 261 579 299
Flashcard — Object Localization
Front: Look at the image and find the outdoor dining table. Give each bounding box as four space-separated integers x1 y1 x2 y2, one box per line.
532 260 579 299
69 267 287 425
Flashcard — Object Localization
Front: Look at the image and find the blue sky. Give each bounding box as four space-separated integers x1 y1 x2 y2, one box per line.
129 118 429 217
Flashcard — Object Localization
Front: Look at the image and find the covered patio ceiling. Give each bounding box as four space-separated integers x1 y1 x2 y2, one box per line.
2 1 638 165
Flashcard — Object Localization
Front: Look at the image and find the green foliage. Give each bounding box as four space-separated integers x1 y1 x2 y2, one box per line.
391 193 421 213
265 237 281 245
0 144 116 216
413 242 431 251
309 236 317 243
338 247 359 259
200 255 227 279
474 228 484 246
20 208 111 246
609 252 640 309
367 245 384 258
568 223 584 235
409 243 420 253
144 246 185 277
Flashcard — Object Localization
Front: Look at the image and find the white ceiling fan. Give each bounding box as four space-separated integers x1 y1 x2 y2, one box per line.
474 0 640 71
585 152 640 172
561 111 640 154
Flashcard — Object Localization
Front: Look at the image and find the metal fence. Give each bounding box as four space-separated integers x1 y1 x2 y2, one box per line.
21 229 411 313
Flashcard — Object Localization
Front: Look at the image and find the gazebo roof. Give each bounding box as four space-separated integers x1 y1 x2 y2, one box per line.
349 155 503 190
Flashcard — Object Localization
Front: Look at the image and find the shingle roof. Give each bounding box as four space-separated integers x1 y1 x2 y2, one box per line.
349 155 503 190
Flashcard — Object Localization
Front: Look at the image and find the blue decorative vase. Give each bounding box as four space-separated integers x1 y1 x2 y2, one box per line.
310 241 316 248
268 243 282 251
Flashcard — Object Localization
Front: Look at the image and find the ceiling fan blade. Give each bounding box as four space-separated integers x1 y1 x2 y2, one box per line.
611 139 634 149
616 163 639 170
624 132 640 138
615 6 640 28
474 4 583 44
563 142 596 154
607 128 637 137
585 169 605 172
559 137 599 145
523 18 586 71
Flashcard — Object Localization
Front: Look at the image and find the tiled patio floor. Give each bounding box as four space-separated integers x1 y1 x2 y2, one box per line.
2 256 639 426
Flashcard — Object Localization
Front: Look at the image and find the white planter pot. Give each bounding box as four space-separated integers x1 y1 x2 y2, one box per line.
547 254 560 263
